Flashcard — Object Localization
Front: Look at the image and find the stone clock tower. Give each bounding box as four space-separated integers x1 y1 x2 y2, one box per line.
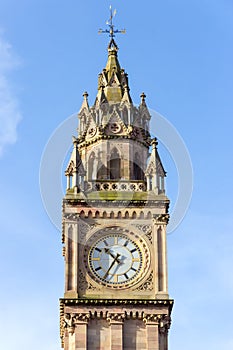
60 20 173 350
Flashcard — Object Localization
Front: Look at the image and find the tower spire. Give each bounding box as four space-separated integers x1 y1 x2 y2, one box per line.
96 7 129 103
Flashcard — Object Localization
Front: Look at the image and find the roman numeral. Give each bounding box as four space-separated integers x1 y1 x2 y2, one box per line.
131 267 137 272
95 266 102 271
124 240 129 247
103 240 108 246
95 247 101 252
130 248 137 253
124 273 129 279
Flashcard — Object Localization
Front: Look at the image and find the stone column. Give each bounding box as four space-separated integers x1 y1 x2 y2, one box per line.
157 225 168 295
161 226 168 293
143 315 159 350
146 175 151 191
63 314 75 350
73 313 90 350
159 316 171 350
63 329 70 350
66 173 70 190
107 313 125 350
72 170 78 188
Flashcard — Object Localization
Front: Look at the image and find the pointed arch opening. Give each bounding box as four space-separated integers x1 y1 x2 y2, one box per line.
133 152 145 181
139 211 144 219
117 211 122 219
88 152 95 180
79 210 85 218
97 162 107 180
108 148 121 180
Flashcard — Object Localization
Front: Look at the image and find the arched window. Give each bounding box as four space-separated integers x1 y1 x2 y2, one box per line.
88 152 95 180
109 148 121 180
133 153 145 180
97 163 107 180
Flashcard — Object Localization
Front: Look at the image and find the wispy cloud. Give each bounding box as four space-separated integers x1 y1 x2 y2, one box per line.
0 33 21 156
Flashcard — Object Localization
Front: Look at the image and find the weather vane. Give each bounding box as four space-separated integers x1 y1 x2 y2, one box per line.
98 5 126 39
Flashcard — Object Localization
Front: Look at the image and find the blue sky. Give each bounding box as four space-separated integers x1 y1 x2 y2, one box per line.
0 1 233 349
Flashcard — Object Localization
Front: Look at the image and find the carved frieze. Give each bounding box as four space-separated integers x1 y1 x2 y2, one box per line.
143 314 160 324
73 313 90 324
106 312 125 324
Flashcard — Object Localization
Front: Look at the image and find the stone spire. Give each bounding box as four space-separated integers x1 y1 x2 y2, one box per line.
96 38 131 104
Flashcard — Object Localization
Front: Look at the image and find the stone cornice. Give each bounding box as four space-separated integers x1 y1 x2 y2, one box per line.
60 298 174 311
63 198 169 207
78 133 151 149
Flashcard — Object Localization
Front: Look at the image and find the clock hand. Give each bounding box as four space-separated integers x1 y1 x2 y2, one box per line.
104 248 120 263
103 253 121 279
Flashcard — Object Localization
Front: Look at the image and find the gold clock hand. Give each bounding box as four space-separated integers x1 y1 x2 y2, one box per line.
103 253 120 279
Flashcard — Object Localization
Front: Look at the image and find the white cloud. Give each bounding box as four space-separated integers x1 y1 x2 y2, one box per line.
0 33 21 156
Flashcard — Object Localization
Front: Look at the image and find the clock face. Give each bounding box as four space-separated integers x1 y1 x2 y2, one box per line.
88 234 142 285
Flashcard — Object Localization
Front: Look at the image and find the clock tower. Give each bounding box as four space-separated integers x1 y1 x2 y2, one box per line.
60 20 173 350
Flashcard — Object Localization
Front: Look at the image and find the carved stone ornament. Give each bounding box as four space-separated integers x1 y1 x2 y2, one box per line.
135 224 152 243
109 122 121 133
64 213 79 221
106 312 125 324
135 271 153 291
143 314 160 324
73 313 90 324
78 270 99 292
159 315 171 334
63 312 90 332
78 220 96 243
154 214 170 224
143 314 159 324
63 313 75 334
86 126 97 139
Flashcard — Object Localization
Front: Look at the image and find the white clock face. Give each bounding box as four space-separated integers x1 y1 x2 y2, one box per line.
88 234 142 285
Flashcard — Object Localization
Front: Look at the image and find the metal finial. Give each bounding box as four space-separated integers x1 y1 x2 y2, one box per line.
140 92 146 103
98 5 126 39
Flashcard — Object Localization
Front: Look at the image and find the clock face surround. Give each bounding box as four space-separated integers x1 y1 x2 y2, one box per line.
89 234 142 285
83 226 151 289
